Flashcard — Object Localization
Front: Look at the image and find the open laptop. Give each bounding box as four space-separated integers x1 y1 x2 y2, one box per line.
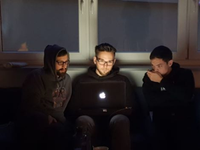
78 81 131 116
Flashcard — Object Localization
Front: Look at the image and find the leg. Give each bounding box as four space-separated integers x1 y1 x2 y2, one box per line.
44 120 74 150
75 115 95 148
109 114 131 150
153 112 171 150
76 115 95 136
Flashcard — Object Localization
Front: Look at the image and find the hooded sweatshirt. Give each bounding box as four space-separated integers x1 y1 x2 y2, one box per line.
21 44 72 123
67 66 134 116
142 62 194 112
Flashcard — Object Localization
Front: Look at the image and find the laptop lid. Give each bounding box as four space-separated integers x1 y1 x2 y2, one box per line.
79 81 126 110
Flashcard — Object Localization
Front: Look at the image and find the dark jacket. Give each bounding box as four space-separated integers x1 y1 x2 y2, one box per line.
20 45 72 123
67 66 134 117
142 62 195 112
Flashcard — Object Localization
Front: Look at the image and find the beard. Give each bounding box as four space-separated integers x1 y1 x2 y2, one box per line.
56 68 67 78
96 67 111 76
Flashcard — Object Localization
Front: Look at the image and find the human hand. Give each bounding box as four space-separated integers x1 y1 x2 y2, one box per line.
48 115 57 124
147 70 163 83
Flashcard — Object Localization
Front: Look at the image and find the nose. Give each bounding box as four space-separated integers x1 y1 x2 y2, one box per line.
154 67 159 72
62 63 68 67
104 62 109 66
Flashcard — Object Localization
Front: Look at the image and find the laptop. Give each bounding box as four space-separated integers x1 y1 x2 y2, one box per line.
78 81 131 116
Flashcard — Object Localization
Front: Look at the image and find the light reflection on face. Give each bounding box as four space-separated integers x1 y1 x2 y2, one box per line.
93 51 116 76
150 58 173 76
55 55 69 77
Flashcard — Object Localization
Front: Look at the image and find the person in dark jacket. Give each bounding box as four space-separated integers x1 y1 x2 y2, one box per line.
142 45 195 150
68 43 134 150
16 44 73 150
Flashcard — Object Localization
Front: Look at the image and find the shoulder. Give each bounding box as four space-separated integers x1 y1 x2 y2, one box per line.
72 72 92 87
172 62 193 75
142 72 149 82
116 73 128 79
182 68 194 78
63 73 72 85
171 67 194 83
23 69 44 88
26 68 43 79
180 67 192 73
65 73 71 80
113 73 132 84
175 67 193 76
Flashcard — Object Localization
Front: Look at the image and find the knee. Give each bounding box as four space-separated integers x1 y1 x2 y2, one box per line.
110 114 130 129
76 115 95 126
76 115 95 134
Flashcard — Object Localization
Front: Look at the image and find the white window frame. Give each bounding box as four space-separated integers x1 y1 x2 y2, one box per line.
188 0 200 60
90 0 188 63
0 0 92 66
0 0 199 66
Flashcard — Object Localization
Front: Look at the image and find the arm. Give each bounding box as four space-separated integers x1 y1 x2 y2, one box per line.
124 77 135 108
142 73 167 109
160 69 194 104
21 71 49 115
65 75 82 118
117 76 135 116
142 69 194 110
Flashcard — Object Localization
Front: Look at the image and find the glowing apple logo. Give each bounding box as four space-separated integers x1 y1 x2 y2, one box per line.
99 92 106 99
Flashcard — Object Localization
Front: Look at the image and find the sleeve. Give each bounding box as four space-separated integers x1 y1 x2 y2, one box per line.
21 72 49 115
65 75 82 118
124 77 135 108
62 75 72 111
142 70 195 110
142 73 166 110
160 69 195 104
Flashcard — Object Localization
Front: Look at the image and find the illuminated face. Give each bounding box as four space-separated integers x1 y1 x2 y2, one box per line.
151 58 173 76
93 51 116 76
55 55 69 77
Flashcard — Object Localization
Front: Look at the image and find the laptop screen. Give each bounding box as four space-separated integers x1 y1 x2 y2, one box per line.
79 81 126 110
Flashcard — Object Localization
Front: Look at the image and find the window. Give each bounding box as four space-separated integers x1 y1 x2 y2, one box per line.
2 0 79 52
0 0 199 65
98 0 178 53
188 0 200 60
0 0 90 64
97 0 188 62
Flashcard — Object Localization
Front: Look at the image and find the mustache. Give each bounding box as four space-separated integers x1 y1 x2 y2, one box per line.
59 68 67 71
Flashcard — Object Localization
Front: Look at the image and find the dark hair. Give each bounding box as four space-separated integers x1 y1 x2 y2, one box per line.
95 43 117 56
57 49 69 58
150 45 172 63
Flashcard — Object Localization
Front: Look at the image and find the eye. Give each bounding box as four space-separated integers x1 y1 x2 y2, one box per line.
58 61 62 65
99 59 104 62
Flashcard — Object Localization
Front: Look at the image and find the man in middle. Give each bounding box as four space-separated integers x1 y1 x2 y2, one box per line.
67 43 134 150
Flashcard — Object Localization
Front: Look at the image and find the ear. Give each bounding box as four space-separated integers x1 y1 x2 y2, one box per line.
113 58 116 65
168 60 173 67
93 56 97 65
